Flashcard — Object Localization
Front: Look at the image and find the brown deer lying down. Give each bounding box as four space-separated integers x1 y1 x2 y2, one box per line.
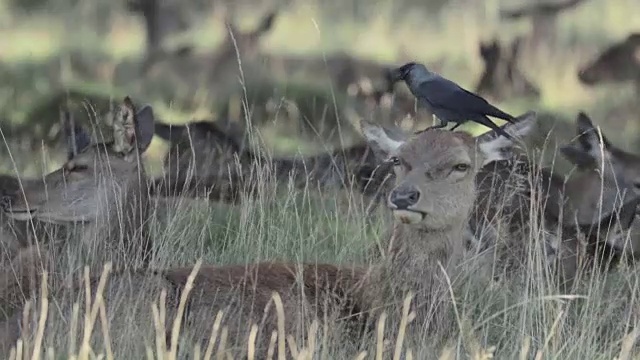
578 33 640 96
0 106 536 357
152 120 389 203
470 112 640 287
1 97 156 272
0 111 101 261
153 108 640 289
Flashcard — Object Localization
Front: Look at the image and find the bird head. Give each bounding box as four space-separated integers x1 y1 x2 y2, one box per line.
388 62 418 84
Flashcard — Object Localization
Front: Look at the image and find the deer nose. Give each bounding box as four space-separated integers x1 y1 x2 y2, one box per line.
389 186 420 210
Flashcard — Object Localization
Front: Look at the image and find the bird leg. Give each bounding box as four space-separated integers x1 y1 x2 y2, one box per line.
428 115 448 129
416 115 448 134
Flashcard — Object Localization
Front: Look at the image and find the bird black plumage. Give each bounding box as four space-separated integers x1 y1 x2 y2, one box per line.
388 62 517 140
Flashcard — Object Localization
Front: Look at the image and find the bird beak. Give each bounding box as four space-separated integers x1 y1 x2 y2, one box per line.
386 68 403 84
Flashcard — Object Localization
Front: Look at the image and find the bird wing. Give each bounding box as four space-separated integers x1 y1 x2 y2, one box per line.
418 77 514 121
418 77 491 111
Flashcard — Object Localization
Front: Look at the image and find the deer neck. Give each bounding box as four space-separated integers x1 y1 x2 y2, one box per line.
80 165 152 270
367 218 466 325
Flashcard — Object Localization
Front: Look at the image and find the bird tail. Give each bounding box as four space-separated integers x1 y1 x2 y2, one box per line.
475 115 514 140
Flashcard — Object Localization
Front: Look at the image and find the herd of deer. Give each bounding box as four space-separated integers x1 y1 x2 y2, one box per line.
0 9 637 358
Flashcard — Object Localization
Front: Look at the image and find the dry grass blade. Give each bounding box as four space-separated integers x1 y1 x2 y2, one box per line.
353 351 367 360
271 292 287 360
97 298 113 360
375 312 387 360
617 327 640 360
15 339 23 360
393 292 414 360
247 324 258 360
287 335 299 359
405 349 413 360
204 311 225 360
193 343 201 359
306 320 318 357
266 331 277 360
151 302 165 356
78 263 112 360
168 259 203 360
519 336 531 360
30 271 49 360
538 308 565 358
145 345 154 360
21 301 32 358
215 326 228 360
438 341 456 360
69 303 80 358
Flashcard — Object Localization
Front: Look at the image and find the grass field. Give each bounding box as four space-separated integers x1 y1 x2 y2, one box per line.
1 0 640 358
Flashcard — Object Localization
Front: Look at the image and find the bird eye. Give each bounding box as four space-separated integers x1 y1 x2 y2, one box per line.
388 157 401 166
453 163 470 172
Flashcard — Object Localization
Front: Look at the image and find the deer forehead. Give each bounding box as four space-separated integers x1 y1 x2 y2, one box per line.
397 131 474 167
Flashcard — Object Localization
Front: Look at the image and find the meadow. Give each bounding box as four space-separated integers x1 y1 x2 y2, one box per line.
0 0 640 358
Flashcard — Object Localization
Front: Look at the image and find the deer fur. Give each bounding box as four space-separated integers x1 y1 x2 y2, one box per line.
152 120 392 205
0 110 536 357
470 112 640 288
1 97 156 272
578 33 640 96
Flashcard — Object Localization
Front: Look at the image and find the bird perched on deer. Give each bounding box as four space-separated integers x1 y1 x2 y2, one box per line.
387 61 517 139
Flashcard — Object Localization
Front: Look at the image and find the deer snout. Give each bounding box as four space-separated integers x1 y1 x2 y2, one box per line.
389 186 421 210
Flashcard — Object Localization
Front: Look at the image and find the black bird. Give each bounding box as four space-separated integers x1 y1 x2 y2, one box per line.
388 62 516 139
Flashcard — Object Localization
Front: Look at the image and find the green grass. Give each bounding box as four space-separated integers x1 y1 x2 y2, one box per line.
1 0 640 358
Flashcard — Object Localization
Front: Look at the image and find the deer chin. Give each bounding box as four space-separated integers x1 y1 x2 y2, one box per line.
393 209 425 224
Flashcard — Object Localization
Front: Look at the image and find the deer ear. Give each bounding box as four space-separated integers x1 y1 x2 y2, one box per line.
574 112 611 161
360 120 406 160
255 11 277 34
559 144 597 169
477 111 536 165
135 105 155 152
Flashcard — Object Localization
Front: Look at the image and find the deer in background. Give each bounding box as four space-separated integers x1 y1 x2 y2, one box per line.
474 37 541 102
151 119 389 206
0 109 536 357
1 97 156 273
470 112 640 288
578 33 640 97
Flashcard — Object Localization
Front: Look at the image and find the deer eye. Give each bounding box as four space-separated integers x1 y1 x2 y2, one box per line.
453 163 470 172
388 156 401 166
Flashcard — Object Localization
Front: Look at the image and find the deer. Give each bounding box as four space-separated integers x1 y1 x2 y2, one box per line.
151 119 390 208
1 97 156 274
144 74 432 208
469 111 640 288
578 33 640 97
474 37 541 102
0 107 536 357
0 107 102 262
153 105 640 289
